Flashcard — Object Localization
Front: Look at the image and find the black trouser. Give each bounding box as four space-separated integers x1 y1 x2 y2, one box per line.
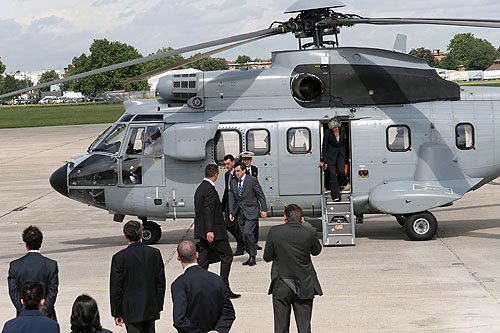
237 211 257 257
253 219 260 244
197 239 233 288
224 207 244 251
327 155 346 198
126 320 156 333
272 279 313 333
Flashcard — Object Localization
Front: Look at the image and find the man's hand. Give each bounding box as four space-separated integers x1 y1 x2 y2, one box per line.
115 317 124 327
206 232 214 242
261 211 267 218
229 214 234 222
322 163 328 171
318 161 324 168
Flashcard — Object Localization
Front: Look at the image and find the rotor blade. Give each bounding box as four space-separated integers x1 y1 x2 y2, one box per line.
122 35 272 84
0 27 284 99
335 17 500 28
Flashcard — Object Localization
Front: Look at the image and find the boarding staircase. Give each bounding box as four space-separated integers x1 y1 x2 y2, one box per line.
321 193 356 246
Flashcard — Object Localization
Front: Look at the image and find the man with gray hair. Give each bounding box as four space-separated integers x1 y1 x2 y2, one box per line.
110 220 166 333
171 240 235 333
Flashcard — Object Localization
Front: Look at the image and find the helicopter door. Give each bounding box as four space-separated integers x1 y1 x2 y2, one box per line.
120 124 165 186
277 121 321 195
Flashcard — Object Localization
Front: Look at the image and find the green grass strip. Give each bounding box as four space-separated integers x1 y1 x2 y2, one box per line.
0 103 125 128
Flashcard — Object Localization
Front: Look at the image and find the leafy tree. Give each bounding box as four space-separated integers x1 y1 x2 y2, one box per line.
253 57 262 63
0 57 5 96
143 47 184 73
439 53 460 70
408 47 438 67
39 70 60 92
447 33 497 70
236 55 252 65
63 39 150 95
1 75 32 95
189 56 228 71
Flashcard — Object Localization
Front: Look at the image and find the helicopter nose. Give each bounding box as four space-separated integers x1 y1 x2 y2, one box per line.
49 164 68 197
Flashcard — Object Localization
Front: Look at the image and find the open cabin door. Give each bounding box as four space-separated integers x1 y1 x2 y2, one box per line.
277 121 321 195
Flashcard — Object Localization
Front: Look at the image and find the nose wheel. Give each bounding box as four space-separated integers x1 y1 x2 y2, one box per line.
142 221 162 245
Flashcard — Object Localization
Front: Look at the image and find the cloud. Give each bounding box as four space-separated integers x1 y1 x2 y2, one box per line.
91 0 119 7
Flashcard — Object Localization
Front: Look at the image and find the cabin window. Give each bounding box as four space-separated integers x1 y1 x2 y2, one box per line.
456 123 474 150
387 125 410 152
287 127 311 154
246 129 270 155
143 126 163 157
214 130 242 164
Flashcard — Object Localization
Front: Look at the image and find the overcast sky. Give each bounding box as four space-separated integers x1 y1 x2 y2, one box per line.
1 0 500 73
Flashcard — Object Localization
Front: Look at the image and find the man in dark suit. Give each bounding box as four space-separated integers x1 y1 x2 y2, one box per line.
229 162 267 266
3 281 60 333
194 164 240 298
320 118 347 201
8 226 58 321
240 151 262 250
221 154 245 256
171 240 235 333
110 220 166 333
263 204 323 333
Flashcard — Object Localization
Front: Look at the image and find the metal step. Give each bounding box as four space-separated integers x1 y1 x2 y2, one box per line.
321 193 356 246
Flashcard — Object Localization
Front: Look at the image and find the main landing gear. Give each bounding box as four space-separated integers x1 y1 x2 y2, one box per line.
141 220 162 245
394 211 438 241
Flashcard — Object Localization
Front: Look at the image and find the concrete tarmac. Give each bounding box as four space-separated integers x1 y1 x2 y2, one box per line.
1 124 500 332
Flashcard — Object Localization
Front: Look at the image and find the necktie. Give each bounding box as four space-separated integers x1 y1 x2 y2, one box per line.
238 179 243 197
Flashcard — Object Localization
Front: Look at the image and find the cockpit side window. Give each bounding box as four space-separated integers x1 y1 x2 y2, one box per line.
91 124 126 153
126 127 145 155
143 126 163 157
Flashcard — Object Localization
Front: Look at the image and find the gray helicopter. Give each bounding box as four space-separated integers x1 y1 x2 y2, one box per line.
4 0 500 245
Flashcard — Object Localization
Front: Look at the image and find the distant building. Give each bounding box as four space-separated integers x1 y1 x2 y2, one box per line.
432 49 446 62
227 59 272 70
6 69 64 86
485 59 500 71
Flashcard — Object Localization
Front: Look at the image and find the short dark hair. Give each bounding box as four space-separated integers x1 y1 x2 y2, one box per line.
233 162 246 171
123 220 142 242
22 226 43 250
177 240 197 263
205 164 219 178
285 204 303 222
70 294 103 333
223 154 235 162
22 281 45 310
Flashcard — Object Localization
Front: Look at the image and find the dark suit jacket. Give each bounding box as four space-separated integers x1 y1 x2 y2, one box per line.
221 170 235 210
8 252 58 320
321 127 347 164
110 242 166 323
171 265 235 333
245 165 258 177
263 220 323 300
228 175 267 220
2 310 60 333
194 180 228 241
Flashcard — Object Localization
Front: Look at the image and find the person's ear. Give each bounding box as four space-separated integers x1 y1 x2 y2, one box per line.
284 214 288 223
196 252 199 259
177 255 181 262
21 299 24 306
40 299 45 307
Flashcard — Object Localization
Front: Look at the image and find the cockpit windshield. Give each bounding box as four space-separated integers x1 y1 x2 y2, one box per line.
90 124 127 153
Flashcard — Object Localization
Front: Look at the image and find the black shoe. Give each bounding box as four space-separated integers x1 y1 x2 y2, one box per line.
333 197 341 202
248 256 256 266
233 249 245 256
242 257 251 265
228 290 241 299
255 243 262 250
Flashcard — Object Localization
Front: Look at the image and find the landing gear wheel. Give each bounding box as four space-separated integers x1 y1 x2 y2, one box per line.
395 215 407 227
142 221 162 245
404 211 437 241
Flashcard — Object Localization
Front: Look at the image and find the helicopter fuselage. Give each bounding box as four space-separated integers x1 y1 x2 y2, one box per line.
50 47 500 232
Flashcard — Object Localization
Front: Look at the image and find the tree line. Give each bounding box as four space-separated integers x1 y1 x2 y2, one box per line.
409 33 500 70
0 38 263 97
